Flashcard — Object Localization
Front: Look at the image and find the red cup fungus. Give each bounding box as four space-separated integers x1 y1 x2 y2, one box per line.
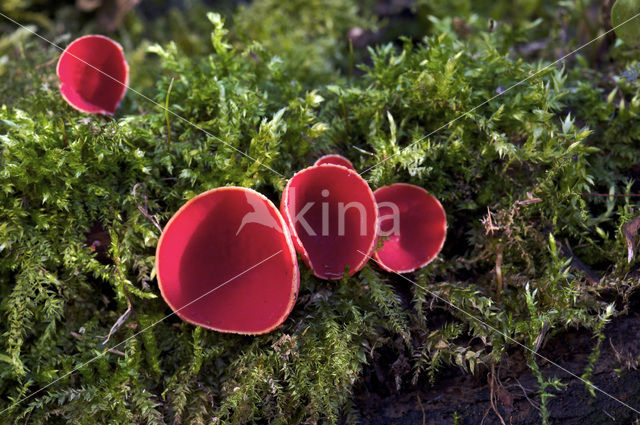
314 154 356 171
281 164 378 280
56 35 129 115
156 187 299 334
373 183 447 273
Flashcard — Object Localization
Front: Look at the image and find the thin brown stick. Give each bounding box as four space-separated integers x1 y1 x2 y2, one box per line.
132 183 163 233
416 394 426 425
489 363 507 425
107 348 126 357
34 56 57 69
512 377 542 412
102 269 133 345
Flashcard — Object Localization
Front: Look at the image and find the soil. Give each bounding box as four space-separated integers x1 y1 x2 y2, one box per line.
354 312 640 424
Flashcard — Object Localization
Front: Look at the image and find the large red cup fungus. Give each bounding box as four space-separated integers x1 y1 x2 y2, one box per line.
281 164 378 280
156 187 299 334
314 154 356 171
373 183 447 273
56 35 129 115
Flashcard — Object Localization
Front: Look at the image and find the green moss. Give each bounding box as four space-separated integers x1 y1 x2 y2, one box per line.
1 2 640 424
233 0 374 86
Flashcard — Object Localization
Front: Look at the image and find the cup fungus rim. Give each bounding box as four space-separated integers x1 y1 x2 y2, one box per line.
155 186 300 335
313 154 356 171
373 182 447 274
56 34 130 116
281 164 378 280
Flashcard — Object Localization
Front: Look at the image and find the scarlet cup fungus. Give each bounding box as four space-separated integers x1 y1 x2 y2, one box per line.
56 35 129 115
156 187 299 334
373 183 447 273
314 154 356 171
281 164 378 280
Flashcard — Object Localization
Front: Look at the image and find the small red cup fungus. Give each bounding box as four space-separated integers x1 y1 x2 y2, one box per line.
156 187 299 334
281 164 378 280
314 154 355 171
373 183 447 273
56 35 129 115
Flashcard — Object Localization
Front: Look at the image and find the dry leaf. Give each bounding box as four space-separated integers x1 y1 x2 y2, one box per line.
622 216 640 263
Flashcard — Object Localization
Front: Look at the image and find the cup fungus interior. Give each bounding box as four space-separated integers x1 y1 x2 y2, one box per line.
281 165 377 280
373 183 447 273
57 35 129 115
156 187 299 334
314 154 355 171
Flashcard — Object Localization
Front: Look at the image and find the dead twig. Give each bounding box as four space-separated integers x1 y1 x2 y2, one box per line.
416 394 426 425
533 321 549 354
489 363 507 425
102 300 132 345
515 192 542 206
107 348 126 356
602 409 616 421
480 407 491 425
609 337 639 371
132 183 163 233
511 378 542 412
483 207 500 235
102 267 134 345
34 56 58 69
